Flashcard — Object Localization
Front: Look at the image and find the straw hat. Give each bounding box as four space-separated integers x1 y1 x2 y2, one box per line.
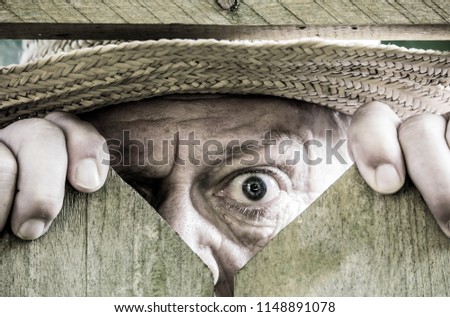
0 39 449 126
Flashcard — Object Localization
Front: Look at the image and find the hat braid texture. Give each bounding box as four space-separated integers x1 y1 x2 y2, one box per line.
0 39 449 125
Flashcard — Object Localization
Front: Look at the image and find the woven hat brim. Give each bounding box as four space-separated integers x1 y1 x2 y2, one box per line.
1 39 449 126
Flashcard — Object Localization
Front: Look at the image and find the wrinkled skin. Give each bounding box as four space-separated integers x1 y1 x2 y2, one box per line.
0 95 449 296
82 96 353 295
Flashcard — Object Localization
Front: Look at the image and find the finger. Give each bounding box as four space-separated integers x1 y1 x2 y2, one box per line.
348 102 405 194
399 114 450 237
0 142 17 231
0 119 68 240
45 112 109 193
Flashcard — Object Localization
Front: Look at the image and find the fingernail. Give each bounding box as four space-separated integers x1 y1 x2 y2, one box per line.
75 159 100 190
18 219 46 240
375 164 402 194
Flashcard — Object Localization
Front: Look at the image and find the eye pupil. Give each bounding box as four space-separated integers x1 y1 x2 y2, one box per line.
242 176 267 201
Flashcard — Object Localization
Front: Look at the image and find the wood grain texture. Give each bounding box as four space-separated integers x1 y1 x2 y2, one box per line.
1 0 448 25
0 170 213 296
1 23 449 40
235 165 450 296
0 0 449 40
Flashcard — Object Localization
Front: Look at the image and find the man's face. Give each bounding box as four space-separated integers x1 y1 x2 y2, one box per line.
82 95 352 296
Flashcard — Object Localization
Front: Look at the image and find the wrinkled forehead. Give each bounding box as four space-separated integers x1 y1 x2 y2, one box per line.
83 95 337 142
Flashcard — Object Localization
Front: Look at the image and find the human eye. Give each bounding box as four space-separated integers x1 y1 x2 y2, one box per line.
222 172 280 204
214 167 291 221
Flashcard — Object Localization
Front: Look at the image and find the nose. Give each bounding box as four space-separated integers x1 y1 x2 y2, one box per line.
155 183 236 296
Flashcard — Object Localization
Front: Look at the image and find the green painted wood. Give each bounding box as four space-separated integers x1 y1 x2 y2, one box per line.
0 0 449 40
0 170 213 296
235 165 450 296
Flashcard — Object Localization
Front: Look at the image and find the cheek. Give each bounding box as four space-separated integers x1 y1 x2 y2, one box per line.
222 194 306 257
220 212 277 249
199 187 305 252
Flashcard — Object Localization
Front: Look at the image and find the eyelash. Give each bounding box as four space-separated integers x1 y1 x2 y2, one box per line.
221 199 269 221
220 167 279 185
214 166 286 221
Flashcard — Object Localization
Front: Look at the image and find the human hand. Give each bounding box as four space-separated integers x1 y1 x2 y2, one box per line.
348 101 450 238
0 113 109 240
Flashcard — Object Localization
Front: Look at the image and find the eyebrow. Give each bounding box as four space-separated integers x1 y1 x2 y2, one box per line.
220 128 307 162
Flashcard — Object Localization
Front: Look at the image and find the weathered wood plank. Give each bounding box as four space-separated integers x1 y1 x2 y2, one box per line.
0 23 449 40
30 0 90 23
0 170 213 296
0 0 449 40
235 165 450 296
2 0 449 25
0 186 87 296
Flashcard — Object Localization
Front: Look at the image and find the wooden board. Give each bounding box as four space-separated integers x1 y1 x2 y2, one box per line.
235 165 450 296
0 0 449 40
0 170 213 296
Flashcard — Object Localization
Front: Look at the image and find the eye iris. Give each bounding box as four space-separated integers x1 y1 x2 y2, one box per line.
242 176 267 201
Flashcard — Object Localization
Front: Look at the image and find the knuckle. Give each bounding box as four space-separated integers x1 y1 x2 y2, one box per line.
44 111 73 122
0 144 17 191
0 119 65 153
0 167 17 190
350 103 400 140
0 146 17 176
30 119 64 137
14 118 66 144
71 122 107 152
352 103 375 121
353 102 394 119
74 129 105 147
399 114 443 142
